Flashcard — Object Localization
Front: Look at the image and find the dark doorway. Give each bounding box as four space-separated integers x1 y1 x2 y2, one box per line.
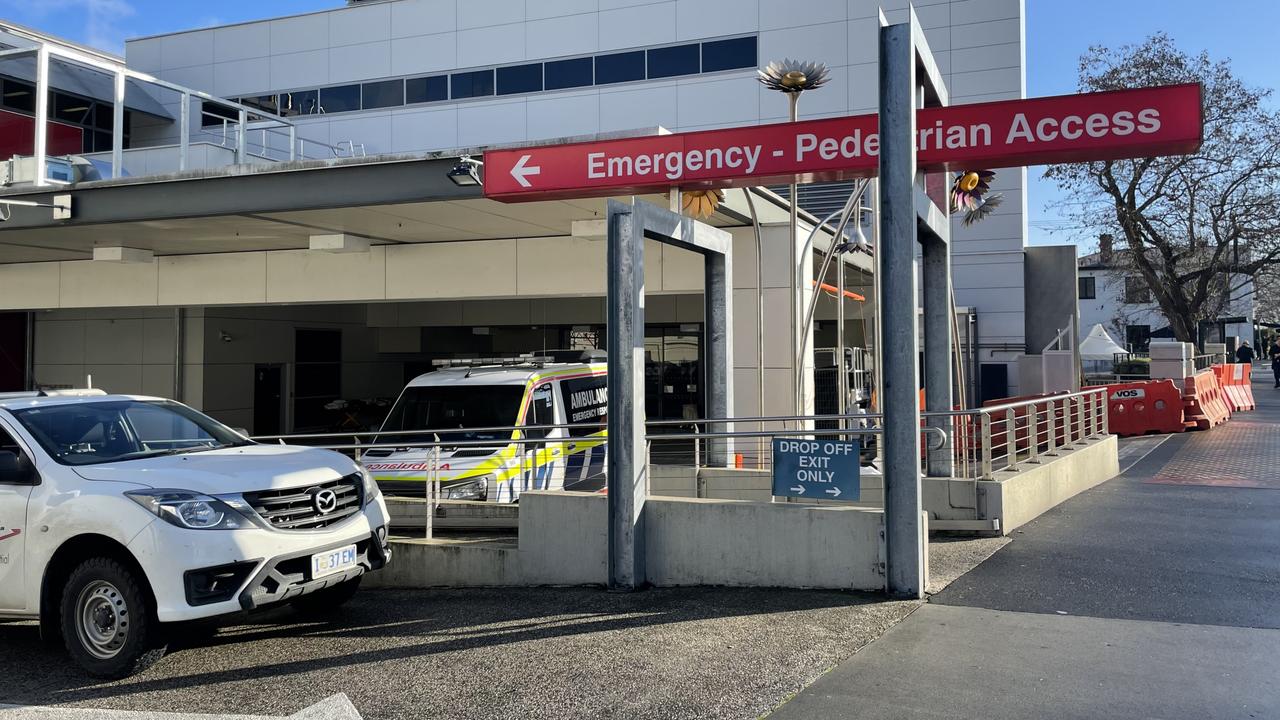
253 364 284 436
0 313 28 392
979 363 1009 404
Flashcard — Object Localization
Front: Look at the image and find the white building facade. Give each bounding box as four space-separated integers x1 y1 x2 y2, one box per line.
0 0 1034 432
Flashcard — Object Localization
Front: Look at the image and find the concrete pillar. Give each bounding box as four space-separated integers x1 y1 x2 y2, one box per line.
704 250 734 466
878 20 925 599
606 203 647 591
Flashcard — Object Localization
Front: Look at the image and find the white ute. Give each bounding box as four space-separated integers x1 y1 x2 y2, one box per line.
0 390 391 678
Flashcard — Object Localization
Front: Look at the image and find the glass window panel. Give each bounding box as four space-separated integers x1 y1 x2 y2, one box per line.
278 90 319 116
200 100 240 127
701 36 758 72
405 75 448 104
362 79 404 109
1 79 35 112
496 63 543 96
647 44 699 79
319 84 361 113
451 69 494 99
52 93 92 124
240 94 279 115
594 50 645 85
544 57 593 91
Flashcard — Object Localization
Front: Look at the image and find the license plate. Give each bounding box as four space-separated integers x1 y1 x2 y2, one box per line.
311 544 358 579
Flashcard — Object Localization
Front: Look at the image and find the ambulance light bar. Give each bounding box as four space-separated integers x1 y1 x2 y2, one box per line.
432 355 554 368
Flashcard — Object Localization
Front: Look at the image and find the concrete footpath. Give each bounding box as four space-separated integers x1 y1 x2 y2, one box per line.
768 370 1280 720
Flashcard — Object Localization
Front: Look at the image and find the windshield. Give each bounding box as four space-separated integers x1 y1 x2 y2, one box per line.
378 385 524 445
11 399 249 466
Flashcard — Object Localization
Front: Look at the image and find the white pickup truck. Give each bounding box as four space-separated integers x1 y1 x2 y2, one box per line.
0 390 391 678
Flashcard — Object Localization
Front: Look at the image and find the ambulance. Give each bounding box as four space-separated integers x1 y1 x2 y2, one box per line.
360 351 608 502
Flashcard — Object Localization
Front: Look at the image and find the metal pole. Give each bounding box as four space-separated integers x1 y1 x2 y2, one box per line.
179 93 190 171
173 308 184 401
33 45 49 187
788 93 801 416
923 235 954 477
879 20 924 598
704 244 734 467
606 201 647 590
236 109 247 164
742 189 766 444
111 70 125 178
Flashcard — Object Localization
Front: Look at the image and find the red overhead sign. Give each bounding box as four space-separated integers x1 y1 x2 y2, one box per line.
483 83 1202 202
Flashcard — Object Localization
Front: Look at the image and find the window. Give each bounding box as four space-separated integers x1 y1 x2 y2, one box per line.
545 57 593 90
362 79 403 109
1 79 35 112
701 36 757 72
201 100 240 127
451 69 494 99
319 84 361 113
294 329 342 430
647 44 700 79
1078 276 1096 300
378 385 524 444
278 90 318 116
595 50 645 85
561 376 607 436
1123 276 1151 304
1126 325 1151 352
497 63 544 96
51 92 92 124
239 94 279 115
522 384 556 440
406 75 448 104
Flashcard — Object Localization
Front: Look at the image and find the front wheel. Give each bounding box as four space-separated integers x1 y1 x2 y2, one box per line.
60 557 167 679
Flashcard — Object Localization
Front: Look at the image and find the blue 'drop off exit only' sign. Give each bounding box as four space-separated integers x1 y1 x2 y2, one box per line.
771 438 860 500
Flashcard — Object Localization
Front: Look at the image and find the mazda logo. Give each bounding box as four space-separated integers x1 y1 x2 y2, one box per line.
311 488 338 515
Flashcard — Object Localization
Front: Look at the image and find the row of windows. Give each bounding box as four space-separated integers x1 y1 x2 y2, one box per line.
1 77 131 153
203 36 757 126
1076 275 1151 304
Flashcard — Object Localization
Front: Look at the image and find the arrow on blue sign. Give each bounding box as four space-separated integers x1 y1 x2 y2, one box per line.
771 438 861 501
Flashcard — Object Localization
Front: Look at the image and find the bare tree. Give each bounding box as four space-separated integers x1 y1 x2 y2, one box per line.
1047 34 1280 341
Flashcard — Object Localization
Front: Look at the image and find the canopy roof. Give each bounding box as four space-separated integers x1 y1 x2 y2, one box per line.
1080 323 1128 360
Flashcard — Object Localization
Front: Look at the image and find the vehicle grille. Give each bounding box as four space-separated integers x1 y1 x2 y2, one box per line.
244 473 363 531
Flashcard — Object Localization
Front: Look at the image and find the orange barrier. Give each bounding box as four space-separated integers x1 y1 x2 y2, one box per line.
1212 363 1256 411
1183 369 1231 430
1093 380 1186 437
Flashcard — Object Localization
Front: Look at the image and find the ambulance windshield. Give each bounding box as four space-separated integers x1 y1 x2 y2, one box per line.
378 385 524 444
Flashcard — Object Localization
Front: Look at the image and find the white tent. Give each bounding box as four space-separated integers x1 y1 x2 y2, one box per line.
1079 324 1128 360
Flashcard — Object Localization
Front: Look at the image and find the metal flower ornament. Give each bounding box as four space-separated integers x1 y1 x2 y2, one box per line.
757 59 831 94
950 169 1003 226
680 188 724 220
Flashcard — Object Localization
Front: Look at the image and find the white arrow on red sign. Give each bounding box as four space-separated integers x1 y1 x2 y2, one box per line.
509 154 541 188
482 83 1202 202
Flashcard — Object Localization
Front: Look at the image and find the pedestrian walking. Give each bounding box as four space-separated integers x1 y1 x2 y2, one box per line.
1236 341 1255 365
1271 339 1280 388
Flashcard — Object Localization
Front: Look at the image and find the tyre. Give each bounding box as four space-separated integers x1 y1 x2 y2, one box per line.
60 557 168 679
291 576 362 617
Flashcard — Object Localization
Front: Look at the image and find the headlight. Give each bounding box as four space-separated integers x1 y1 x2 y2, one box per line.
125 490 248 530
444 476 491 500
361 468 382 506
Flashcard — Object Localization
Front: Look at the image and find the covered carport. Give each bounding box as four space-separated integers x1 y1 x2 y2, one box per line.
0 152 872 434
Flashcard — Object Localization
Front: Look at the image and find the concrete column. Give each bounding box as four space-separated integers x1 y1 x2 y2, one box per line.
878 21 925 599
704 250 734 466
606 202 647 591
922 236 954 476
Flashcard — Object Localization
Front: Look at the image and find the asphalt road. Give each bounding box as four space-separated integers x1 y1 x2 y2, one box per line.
0 586 917 720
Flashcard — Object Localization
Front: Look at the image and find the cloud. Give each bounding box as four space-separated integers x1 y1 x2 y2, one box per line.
0 0 136 54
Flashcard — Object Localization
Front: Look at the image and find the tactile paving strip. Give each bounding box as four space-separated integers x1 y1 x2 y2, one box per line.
1147 422 1280 489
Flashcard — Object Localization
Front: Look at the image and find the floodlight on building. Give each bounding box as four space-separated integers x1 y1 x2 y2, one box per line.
447 156 483 187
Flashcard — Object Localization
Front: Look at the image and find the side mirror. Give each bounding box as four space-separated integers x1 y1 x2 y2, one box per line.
0 450 34 484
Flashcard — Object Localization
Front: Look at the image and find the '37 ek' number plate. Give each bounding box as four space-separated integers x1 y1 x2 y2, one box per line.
311 544 358 579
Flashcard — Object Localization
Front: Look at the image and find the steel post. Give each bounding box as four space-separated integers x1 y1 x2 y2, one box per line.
705 248 734 466
111 71 125 178
179 93 190 171
923 236 953 476
33 45 49 187
606 202 647 590
878 21 924 598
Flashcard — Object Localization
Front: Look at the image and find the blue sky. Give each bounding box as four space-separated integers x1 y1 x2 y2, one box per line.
3 0 1277 250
